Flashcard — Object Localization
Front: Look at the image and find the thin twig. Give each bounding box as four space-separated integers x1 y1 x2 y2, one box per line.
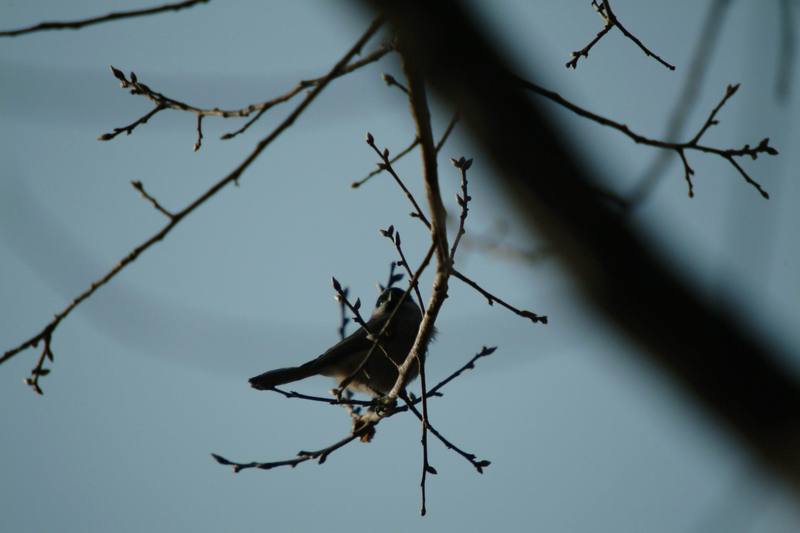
379 258 405 291
99 44 393 147
567 0 675 70
352 111 459 189
452 269 548 323
335 243 436 397
193 115 204 152
401 392 491 473
269 386 374 407
427 346 496 397
382 72 409 94
448 157 473 262
628 0 733 206
380 226 425 313
330 276 392 366
131 180 174 219
370 122 546 324
218 348 510 475
1 17 386 391
0 0 210 38
212 422 375 473
98 103 166 141
336 285 350 340
566 16 614 69
366 133 431 226
516 76 776 198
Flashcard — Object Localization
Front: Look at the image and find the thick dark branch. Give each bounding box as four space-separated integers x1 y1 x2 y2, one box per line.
0 0 210 37
1 18 385 390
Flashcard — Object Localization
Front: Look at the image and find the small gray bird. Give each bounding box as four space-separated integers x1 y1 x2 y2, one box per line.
249 287 424 396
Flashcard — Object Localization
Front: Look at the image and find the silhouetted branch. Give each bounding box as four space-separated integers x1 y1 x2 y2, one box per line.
366 133 431 225
334 242 436 397
449 156 473 262
628 0 733 206
370 120 546 324
1 17 386 392
269 386 374 407
131 180 174 219
99 43 393 148
212 421 375 473
352 109 459 189
567 0 675 70
0 0 210 38
401 392 491 473
380 226 425 312
216 340 498 476
516 76 776 198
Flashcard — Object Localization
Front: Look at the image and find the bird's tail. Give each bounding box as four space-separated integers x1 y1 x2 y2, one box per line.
248 360 320 390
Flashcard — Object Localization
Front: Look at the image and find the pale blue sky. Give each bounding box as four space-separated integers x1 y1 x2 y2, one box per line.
2 1 799 532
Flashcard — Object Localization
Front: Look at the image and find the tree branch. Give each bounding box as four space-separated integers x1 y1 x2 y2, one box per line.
1 17 386 391
515 76 776 198
0 0 210 38
100 43 393 148
566 0 675 71
628 0 733 206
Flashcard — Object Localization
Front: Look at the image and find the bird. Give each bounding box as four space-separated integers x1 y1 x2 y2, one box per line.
249 287 425 396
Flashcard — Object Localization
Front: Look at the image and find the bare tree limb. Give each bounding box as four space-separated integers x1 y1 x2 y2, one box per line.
628 0 733 206
1 17 386 391
567 0 675 71
352 107 459 189
515 76 776 198
0 0 210 38
100 44 393 147
212 422 374 473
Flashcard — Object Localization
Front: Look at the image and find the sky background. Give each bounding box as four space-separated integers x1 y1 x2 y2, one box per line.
1 1 799 531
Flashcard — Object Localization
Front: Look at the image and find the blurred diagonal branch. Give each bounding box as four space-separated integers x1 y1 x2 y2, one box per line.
0 0 210 38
